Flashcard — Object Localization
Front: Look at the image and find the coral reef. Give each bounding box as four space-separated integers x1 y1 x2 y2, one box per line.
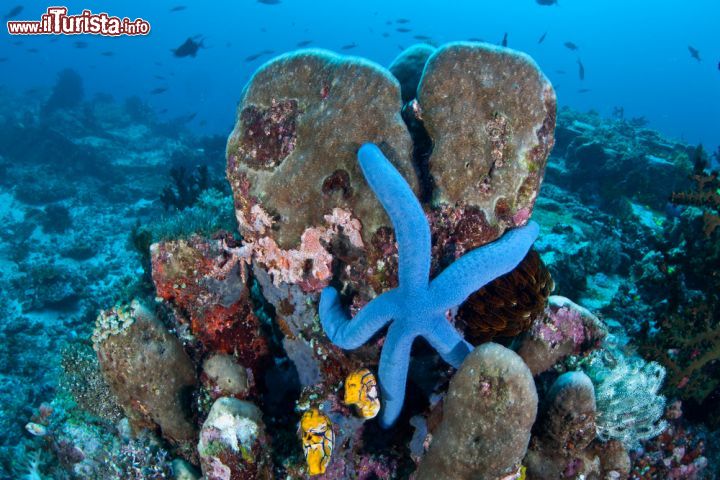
517 295 608 375
198 397 273 479
6 40 715 479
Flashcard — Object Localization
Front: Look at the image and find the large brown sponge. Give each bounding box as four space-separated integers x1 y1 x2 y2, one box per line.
226 48 418 250
418 42 556 246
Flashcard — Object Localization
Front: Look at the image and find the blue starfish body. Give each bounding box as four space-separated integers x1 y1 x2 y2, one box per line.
320 143 540 427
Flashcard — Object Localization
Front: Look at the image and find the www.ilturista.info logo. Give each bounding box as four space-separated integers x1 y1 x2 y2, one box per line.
7 6 150 36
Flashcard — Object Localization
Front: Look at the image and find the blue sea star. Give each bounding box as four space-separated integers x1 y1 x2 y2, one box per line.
320 143 540 427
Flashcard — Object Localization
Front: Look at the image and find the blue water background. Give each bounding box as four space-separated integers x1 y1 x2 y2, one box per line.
1 0 718 152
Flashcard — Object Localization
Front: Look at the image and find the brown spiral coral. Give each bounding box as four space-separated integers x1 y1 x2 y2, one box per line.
456 249 553 345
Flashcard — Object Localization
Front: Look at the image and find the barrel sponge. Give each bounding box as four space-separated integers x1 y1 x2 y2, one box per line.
93 301 198 447
226 48 418 250
389 43 436 103
415 343 537 480
541 371 597 451
417 42 556 243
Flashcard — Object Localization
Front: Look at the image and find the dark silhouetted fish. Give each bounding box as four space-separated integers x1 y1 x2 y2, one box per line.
414 35 432 41
244 49 274 62
382 32 390 37
3 5 23 20
564 41 578 50
74 41 88 49
538 32 547 44
536 0 558 5
154 75 166 80
0 57 7 62
169 5 186 12
296 40 313 47
26 48 38 53
501 32 508 47
100 51 114 57
555 69 566 74
257 0 281 4
341 43 357 50
577 88 591 93
396 27 411 33
577 58 585 80
159 108 168 114
150 87 168 95
688 46 701 61
172 37 204 58
396 18 411 24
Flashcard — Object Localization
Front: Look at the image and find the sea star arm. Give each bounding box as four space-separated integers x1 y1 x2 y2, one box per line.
377 322 415 428
319 287 397 349
424 317 473 368
429 221 540 308
358 143 431 291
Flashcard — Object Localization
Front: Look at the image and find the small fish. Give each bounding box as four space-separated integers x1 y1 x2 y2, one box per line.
577 58 585 80
244 49 274 62
3 5 23 20
257 0 281 4
159 108 168 114
414 35 432 41
577 88 591 93
536 0 558 5
396 18 410 24
564 41 578 51
154 74 166 80
341 43 357 50
296 40 313 47
169 5 186 12
26 48 38 53
688 45 701 61
172 37 204 58
100 51 114 57
0 57 8 62
538 32 547 44
555 69 566 74
25 422 48 437
12 40 23 46
150 87 168 95
74 41 88 49
501 32 508 47
382 32 390 38
396 27 411 33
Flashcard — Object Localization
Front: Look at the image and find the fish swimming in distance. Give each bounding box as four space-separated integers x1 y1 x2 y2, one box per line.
172 37 204 58
688 45 701 61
